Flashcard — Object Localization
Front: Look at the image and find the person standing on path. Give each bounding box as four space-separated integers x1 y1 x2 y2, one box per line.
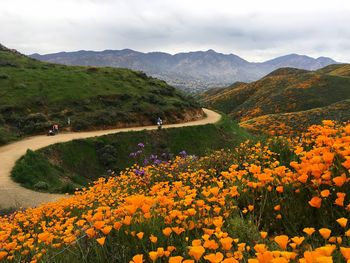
157 117 163 130
53 124 59 134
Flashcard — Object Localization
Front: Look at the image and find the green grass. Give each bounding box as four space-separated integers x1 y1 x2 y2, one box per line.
0 47 199 145
11 116 252 193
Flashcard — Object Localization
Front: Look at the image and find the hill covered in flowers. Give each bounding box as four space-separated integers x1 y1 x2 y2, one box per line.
240 100 350 136
0 121 349 262
202 64 350 135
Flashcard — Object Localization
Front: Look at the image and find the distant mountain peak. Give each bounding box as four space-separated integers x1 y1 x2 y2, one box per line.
316 56 337 63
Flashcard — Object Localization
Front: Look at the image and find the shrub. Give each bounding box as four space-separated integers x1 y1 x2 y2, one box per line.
59 183 78 194
96 144 118 168
226 216 262 246
33 181 49 190
72 119 90 131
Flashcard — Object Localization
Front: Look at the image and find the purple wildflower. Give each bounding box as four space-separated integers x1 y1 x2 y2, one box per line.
179 150 187 157
149 154 158 160
154 159 162 165
134 168 145 176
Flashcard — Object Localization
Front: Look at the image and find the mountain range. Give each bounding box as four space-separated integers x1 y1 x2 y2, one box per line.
30 49 338 92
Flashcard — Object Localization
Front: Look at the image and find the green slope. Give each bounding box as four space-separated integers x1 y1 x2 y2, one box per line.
0 44 200 145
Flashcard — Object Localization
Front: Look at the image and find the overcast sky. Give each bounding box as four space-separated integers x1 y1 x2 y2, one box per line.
1 0 350 62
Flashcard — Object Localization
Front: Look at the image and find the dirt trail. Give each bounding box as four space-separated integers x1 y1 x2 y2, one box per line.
0 108 221 209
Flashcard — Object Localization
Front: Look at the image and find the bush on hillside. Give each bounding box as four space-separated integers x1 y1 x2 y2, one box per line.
96 143 118 169
33 181 49 190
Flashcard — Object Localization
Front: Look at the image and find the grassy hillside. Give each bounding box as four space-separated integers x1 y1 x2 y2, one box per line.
12 116 252 193
203 64 350 135
201 82 257 114
0 44 200 145
240 99 350 135
317 63 350 77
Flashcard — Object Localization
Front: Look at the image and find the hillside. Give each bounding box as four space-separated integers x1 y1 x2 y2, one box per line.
0 44 201 145
240 99 350 135
203 64 350 134
30 49 338 92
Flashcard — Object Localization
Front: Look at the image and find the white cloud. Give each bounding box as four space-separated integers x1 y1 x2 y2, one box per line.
1 0 350 61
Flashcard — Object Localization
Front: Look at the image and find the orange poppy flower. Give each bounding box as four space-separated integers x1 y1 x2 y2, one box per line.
222 258 239 263
130 254 143 263
315 245 336 256
340 247 350 260
188 245 205 261
169 256 183 263
274 235 289 250
149 251 158 262
85 228 96 238
291 236 304 246
204 252 224 263
308 196 322 208
254 244 267 253
336 218 348 228
274 205 281 211
260 232 268 239
335 192 346 206
220 237 233 250
96 237 106 246
149 235 158 243
101 226 112 235
320 190 330 198
162 227 172 237
276 186 284 193
332 174 347 187
319 228 332 239
0 252 8 260
136 232 144 240
113 222 122 230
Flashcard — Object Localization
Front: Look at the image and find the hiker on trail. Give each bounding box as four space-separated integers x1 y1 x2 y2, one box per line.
157 117 163 130
53 124 59 134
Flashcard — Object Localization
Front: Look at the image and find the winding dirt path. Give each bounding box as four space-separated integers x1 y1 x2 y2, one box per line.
0 108 221 209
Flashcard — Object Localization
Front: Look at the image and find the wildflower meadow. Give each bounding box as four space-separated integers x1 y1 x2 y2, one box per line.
0 121 349 262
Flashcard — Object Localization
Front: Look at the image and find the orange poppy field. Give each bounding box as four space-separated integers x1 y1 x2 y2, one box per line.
0 121 349 262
